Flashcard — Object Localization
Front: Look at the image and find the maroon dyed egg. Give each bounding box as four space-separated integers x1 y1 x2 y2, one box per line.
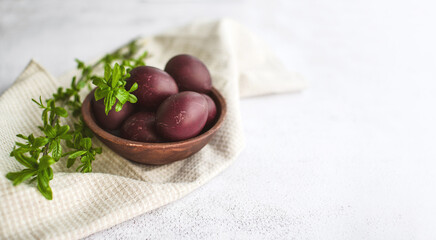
202 94 217 128
120 112 162 142
92 98 135 130
164 54 212 93
126 66 178 110
156 91 208 141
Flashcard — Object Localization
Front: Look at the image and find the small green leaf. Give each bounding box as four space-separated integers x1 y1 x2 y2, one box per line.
60 133 73 141
16 134 28 140
122 60 131 68
37 174 52 200
51 140 62 160
6 169 37 185
92 77 107 89
13 152 37 169
33 137 49 148
37 173 48 190
15 142 29 148
31 149 42 160
115 89 129 104
32 97 44 108
128 82 138 93
6 171 19 181
57 125 70 137
104 91 115 115
47 99 55 109
54 107 68 117
128 94 137 103
80 138 92 150
71 76 77 89
76 163 84 172
48 168 53 180
115 101 123 112
79 155 92 173
139 51 148 60
53 87 64 99
77 80 86 89
65 140 75 149
28 134 35 143
68 150 87 159
94 147 102 154
44 125 57 139
67 158 76 168
82 165 92 173
42 109 49 126
94 88 109 101
111 64 121 88
75 59 85 69
39 155 56 169
74 133 82 148
32 98 39 106
104 64 111 80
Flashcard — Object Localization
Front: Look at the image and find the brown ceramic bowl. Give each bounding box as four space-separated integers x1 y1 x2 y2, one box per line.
81 88 226 165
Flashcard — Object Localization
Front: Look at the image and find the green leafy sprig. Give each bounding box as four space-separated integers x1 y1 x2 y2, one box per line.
8 97 78 199
6 39 148 200
92 63 138 115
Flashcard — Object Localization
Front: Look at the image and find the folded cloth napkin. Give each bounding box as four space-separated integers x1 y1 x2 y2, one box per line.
0 19 305 240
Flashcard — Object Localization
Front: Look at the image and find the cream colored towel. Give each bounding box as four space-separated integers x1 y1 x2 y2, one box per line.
0 19 305 240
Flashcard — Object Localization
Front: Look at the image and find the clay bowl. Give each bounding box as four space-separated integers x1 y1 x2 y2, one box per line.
81 88 226 165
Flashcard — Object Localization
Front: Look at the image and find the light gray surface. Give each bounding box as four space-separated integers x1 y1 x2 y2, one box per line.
1 0 436 239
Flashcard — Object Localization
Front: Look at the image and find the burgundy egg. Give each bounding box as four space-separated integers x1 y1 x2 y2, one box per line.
126 66 178 110
92 98 135 130
164 54 212 93
156 91 208 141
202 94 217 128
120 112 162 143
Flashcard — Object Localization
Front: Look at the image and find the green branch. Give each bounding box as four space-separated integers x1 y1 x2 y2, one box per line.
6 39 148 200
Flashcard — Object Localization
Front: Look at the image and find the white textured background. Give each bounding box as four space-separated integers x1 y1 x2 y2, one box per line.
1 0 436 239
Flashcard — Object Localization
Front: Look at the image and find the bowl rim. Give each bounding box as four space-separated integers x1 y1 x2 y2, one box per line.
81 87 227 148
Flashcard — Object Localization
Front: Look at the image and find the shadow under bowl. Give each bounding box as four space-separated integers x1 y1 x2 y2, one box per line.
81 88 227 165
